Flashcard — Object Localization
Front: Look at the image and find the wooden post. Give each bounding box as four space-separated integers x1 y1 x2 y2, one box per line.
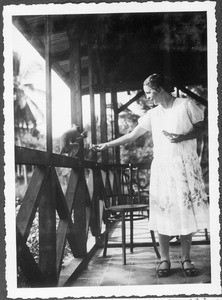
100 92 108 163
67 20 83 160
111 89 120 163
37 16 57 286
39 167 57 286
72 171 87 256
67 20 87 255
16 227 45 287
88 29 97 161
45 15 53 154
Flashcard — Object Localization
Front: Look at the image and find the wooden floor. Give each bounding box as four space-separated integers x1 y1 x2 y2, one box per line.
59 219 211 287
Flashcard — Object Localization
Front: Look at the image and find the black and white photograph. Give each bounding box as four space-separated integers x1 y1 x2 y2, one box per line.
2 1 220 298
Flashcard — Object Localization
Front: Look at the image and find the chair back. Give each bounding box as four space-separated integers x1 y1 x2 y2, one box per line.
104 163 150 208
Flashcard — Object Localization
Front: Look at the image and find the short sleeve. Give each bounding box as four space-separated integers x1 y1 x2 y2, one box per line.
138 110 152 131
186 100 204 124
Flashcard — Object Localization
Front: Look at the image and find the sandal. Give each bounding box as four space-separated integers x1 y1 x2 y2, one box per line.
181 259 196 277
156 260 171 278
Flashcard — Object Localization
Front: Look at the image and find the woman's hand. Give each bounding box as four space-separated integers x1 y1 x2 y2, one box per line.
90 143 108 151
162 130 185 143
170 134 186 143
163 122 204 143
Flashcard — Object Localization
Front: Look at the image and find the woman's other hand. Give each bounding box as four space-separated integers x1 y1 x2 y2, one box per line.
162 130 185 143
170 134 186 143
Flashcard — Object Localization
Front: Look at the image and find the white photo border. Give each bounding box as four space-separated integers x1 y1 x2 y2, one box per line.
3 1 220 298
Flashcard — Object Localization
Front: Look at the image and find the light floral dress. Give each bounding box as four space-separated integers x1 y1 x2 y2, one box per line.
138 97 209 235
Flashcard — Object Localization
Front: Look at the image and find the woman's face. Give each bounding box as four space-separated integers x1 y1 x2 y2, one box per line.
144 85 162 105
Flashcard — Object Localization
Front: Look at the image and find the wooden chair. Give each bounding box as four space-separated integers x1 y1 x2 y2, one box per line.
103 164 160 265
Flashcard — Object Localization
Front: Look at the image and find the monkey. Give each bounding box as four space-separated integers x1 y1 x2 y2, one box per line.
60 124 87 157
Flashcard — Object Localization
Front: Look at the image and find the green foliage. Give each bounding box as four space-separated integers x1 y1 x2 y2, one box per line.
15 129 46 150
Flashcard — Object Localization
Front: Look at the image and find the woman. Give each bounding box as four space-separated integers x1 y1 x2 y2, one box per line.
92 73 209 277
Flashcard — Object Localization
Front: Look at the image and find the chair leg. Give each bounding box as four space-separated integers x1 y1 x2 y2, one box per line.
121 212 126 265
205 228 209 241
103 221 109 257
130 211 133 253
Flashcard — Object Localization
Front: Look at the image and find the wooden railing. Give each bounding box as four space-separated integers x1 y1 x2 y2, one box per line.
15 146 151 287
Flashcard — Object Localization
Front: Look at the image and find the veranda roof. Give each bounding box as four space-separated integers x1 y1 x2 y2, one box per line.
12 12 207 95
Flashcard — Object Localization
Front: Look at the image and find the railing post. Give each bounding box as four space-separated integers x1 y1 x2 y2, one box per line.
72 171 87 256
45 15 53 154
67 18 84 159
36 16 57 286
66 20 89 256
100 92 108 163
111 89 120 163
88 28 97 161
39 167 57 286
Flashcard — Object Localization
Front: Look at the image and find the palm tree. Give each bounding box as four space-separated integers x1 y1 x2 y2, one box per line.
13 51 45 142
13 51 46 184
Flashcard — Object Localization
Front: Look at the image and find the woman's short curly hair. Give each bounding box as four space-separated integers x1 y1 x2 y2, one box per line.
143 73 175 93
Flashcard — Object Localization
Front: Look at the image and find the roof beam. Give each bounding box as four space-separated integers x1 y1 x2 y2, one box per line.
13 16 71 87
117 90 144 114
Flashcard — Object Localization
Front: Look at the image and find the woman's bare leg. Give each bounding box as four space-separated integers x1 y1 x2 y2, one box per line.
180 233 194 269
158 233 170 268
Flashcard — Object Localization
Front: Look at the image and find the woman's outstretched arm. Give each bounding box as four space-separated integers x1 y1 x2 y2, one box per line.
91 125 148 151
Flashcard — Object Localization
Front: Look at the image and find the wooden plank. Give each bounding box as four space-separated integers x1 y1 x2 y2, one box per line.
65 169 79 211
16 166 47 240
56 174 94 266
85 205 91 240
45 15 53 153
113 168 121 195
81 80 143 95
89 170 100 237
105 170 112 196
54 169 73 220
100 161 152 170
111 90 120 163
16 226 45 287
65 169 88 257
88 29 97 161
86 168 94 200
174 81 208 107
15 146 152 170
77 175 92 239
100 92 108 163
39 167 57 286
72 171 87 256
53 168 82 271
63 244 99 287
90 168 106 238
67 22 83 159
98 169 106 200
56 222 80 274
69 32 82 126
15 146 49 166
117 90 144 113
15 146 83 168
97 170 106 232
56 220 69 275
